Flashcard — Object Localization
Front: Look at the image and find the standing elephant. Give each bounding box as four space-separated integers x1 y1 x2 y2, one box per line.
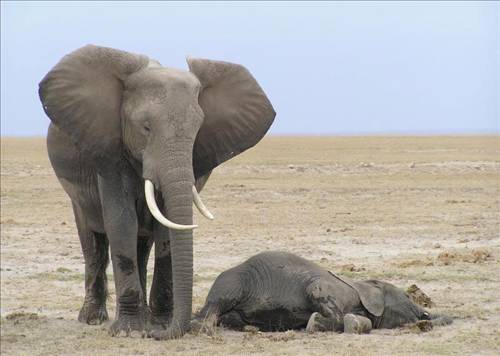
39 45 275 338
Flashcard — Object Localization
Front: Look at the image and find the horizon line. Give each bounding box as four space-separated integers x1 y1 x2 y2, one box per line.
2 131 498 139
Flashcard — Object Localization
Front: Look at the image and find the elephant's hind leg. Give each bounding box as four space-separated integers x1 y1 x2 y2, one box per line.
193 268 245 332
73 203 110 325
193 305 244 332
218 311 246 330
137 236 154 303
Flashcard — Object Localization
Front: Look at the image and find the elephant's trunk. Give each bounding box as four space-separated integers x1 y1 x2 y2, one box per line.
161 145 194 336
163 193 193 335
144 139 196 338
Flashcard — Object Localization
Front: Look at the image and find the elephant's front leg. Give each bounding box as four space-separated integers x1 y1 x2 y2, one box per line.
305 280 345 333
148 223 174 328
98 174 147 336
306 312 372 334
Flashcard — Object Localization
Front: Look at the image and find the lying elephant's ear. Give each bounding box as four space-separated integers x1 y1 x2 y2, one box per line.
39 45 148 170
187 58 276 179
328 272 385 317
351 280 385 317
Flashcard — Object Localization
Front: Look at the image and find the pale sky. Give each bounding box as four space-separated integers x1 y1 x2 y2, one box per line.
1 1 498 136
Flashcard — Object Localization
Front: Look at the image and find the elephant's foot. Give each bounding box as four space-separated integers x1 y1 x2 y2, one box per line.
78 300 108 325
343 314 372 334
148 313 171 330
306 312 324 333
109 290 148 337
306 312 342 333
109 314 148 337
147 314 190 340
150 323 188 340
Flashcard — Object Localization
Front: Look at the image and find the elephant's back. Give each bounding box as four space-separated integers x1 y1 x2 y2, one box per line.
236 251 322 329
241 251 326 291
243 251 326 278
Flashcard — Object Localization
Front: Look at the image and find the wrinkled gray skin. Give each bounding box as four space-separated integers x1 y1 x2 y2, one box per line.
39 45 275 339
196 251 452 333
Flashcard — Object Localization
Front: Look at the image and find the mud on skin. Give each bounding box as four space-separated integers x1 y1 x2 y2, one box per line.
117 255 135 276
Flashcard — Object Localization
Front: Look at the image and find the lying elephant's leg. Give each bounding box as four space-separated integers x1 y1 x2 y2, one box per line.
306 312 341 333
305 280 344 333
137 236 154 303
193 305 245 332
218 311 246 330
193 268 245 331
343 314 372 334
73 203 109 325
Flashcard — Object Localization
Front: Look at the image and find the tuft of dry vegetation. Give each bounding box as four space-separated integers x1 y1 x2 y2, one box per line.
5 312 40 323
437 249 493 265
408 320 434 333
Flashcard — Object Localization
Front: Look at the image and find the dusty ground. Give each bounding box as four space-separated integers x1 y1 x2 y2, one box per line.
1 136 499 355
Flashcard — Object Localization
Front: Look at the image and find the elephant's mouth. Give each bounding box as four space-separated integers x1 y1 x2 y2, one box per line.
144 179 214 230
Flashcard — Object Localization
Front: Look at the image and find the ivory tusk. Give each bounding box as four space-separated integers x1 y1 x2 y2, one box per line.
144 180 197 230
192 186 214 220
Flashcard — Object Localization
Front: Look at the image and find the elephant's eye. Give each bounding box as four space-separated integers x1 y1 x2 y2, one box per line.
143 123 150 133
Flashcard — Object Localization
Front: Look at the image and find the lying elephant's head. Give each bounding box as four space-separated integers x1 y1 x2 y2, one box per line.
39 45 275 332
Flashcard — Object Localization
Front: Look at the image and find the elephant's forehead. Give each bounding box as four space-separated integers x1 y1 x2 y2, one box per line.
126 67 200 91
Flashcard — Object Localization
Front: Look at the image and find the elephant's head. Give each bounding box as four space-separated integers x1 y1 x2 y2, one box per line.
39 45 275 335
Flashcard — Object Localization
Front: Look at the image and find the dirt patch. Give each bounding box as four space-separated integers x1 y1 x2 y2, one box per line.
339 263 366 272
1 136 500 355
395 258 434 268
265 330 296 342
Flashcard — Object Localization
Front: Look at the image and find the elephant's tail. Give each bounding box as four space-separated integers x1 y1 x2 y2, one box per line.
194 302 219 320
191 303 220 335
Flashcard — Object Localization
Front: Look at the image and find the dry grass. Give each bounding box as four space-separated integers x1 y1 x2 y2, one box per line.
1 136 500 355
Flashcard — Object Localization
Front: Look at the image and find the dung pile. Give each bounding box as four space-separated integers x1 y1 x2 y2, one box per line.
406 284 435 308
437 249 492 265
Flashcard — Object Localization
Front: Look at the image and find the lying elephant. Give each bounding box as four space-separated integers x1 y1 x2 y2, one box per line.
194 251 452 334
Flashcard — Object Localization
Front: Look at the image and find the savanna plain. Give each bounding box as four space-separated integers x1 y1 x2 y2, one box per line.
1 136 499 355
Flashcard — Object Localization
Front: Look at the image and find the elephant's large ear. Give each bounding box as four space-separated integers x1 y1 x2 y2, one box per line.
187 58 276 179
328 272 385 317
39 45 148 169
351 280 385 317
